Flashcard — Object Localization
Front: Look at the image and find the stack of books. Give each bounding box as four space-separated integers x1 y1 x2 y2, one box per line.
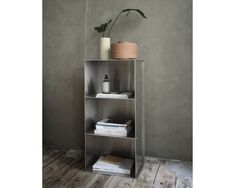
92 155 134 175
94 118 132 137
96 92 134 99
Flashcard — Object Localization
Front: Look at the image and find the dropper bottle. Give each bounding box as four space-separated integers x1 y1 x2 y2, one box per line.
102 74 110 94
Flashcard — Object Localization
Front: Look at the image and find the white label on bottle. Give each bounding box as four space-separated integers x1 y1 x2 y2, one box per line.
103 82 110 93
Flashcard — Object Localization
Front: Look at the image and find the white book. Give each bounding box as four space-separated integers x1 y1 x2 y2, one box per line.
95 126 132 136
92 155 133 175
96 92 133 99
94 126 132 136
95 125 130 132
96 118 132 127
94 130 127 136
93 167 129 174
95 125 126 130
93 160 130 170
95 129 127 134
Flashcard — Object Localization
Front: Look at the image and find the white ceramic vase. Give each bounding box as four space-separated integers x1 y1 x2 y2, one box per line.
100 37 110 59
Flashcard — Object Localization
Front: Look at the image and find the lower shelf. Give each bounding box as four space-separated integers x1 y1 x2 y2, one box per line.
85 155 135 178
85 133 138 177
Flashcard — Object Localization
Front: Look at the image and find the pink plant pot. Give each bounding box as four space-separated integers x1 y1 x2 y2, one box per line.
111 41 138 59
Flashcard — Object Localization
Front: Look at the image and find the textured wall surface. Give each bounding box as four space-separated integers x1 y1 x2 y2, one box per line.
43 0 192 161
43 0 85 148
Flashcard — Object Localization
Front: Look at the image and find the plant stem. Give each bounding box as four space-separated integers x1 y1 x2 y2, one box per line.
107 10 123 37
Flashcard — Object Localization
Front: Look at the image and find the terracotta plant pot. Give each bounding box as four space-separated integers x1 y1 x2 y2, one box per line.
111 41 138 59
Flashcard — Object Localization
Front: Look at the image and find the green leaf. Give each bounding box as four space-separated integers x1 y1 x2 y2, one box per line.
135 9 147 18
94 19 112 33
122 8 147 18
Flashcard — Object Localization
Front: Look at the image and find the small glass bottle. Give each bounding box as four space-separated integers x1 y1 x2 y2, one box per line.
102 74 110 94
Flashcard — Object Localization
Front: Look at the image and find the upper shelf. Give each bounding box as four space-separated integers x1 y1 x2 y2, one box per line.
85 60 135 96
85 59 144 62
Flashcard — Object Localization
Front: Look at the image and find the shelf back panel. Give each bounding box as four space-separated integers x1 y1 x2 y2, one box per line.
86 136 135 159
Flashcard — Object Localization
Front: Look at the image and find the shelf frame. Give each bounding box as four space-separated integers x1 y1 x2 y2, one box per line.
84 59 145 178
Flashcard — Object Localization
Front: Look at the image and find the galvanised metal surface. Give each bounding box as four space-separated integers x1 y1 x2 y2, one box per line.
135 60 145 177
84 59 145 178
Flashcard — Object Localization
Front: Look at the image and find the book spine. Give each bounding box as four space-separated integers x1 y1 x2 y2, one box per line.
96 126 128 130
96 123 127 127
94 131 127 136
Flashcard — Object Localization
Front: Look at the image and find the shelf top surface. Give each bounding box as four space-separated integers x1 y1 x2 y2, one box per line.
86 131 136 140
84 59 144 62
85 96 135 101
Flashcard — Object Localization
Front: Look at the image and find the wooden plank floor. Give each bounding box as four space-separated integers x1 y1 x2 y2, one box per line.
43 146 192 188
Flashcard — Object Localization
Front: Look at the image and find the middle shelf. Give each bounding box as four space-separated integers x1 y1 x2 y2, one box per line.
85 99 135 137
86 130 136 139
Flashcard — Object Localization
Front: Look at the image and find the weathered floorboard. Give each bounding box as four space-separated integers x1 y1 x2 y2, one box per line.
43 147 192 188
64 170 96 188
131 180 155 188
137 157 160 183
43 146 51 156
102 175 115 187
107 176 134 188
154 161 176 188
43 153 84 188
84 173 112 188
130 157 160 188
176 176 192 188
43 152 74 183
43 148 64 167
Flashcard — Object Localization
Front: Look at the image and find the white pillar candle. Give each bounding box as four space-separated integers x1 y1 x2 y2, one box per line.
100 37 110 60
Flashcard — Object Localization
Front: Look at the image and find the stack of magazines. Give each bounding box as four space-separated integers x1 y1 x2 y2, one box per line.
94 118 132 137
96 92 134 99
92 155 133 175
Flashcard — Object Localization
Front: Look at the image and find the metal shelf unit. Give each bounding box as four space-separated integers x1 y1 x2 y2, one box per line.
84 59 145 178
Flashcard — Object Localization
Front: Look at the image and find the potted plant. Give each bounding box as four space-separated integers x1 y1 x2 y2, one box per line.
94 8 147 59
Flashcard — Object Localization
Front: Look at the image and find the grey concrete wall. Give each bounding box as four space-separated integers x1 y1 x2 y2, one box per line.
43 0 86 148
43 0 192 161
